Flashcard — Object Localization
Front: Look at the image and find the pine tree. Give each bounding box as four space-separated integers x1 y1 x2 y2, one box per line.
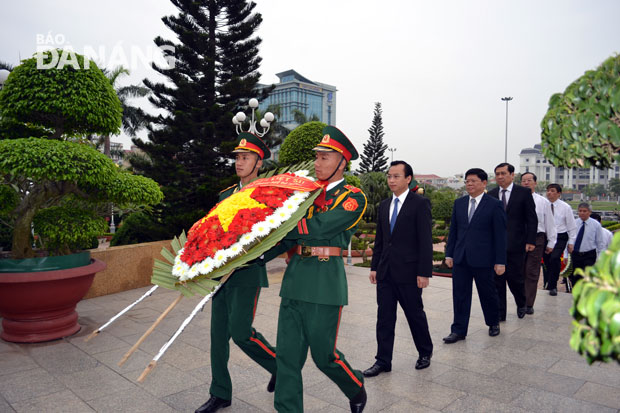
358 102 389 173
130 0 267 237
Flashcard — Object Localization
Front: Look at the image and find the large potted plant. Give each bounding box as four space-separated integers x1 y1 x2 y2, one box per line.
0 50 163 343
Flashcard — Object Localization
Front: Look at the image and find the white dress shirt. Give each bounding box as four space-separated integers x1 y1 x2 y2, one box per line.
601 227 613 250
550 199 578 245
498 183 513 206
468 192 484 217
389 189 409 222
532 192 557 249
575 217 606 255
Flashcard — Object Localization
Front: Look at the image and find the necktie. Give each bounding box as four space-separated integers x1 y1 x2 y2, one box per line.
468 198 476 223
390 198 399 233
574 222 585 252
501 189 507 210
551 203 554 215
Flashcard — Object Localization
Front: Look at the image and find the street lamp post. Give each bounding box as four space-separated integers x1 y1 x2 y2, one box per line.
388 147 397 163
501 97 513 163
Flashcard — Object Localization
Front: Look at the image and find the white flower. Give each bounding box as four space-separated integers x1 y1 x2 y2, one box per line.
288 191 308 205
265 214 283 228
294 170 309 177
172 261 190 279
197 258 214 274
187 265 199 279
238 232 255 246
227 242 244 258
282 198 299 212
273 206 293 222
251 221 271 237
213 251 227 267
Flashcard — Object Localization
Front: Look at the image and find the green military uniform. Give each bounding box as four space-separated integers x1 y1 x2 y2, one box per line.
209 134 276 401
266 126 367 412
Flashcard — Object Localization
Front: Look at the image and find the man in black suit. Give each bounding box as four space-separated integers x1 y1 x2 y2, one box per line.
363 161 434 377
488 163 537 320
444 168 506 343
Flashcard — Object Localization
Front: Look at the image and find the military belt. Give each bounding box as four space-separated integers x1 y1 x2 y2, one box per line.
295 245 342 262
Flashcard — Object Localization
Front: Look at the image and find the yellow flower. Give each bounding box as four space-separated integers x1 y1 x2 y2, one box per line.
206 188 268 231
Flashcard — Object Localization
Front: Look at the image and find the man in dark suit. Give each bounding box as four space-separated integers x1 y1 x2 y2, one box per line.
363 161 434 377
444 168 506 343
488 163 537 320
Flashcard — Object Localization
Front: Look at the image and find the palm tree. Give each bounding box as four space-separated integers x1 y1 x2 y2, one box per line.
100 66 150 156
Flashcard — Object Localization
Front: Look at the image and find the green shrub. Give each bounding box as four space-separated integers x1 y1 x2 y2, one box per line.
111 211 171 246
433 251 445 262
570 233 620 364
278 121 326 165
33 207 107 255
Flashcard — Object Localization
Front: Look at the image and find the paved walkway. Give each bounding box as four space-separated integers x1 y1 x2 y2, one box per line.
1 258 619 412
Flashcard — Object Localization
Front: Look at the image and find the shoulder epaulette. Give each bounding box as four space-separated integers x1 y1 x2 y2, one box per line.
219 184 237 194
344 184 361 193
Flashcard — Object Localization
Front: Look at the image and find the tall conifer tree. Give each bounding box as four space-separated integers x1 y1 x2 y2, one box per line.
358 102 389 173
131 0 267 236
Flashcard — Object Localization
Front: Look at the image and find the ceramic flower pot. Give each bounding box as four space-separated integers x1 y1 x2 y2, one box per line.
0 253 106 343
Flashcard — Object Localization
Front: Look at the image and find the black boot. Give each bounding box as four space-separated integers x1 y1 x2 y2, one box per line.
349 386 367 413
195 396 231 413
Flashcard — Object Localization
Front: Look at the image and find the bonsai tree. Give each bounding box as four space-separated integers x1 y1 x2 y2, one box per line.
0 50 163 259
541 53 620 364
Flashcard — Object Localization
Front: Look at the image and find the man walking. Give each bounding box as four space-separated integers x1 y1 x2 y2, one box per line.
520 172 556 314
570 203 606 287
444 168 506 343
488 163 537 320
195 133 277 413
543 184 577 296
265 126 368 412
363 160 433 377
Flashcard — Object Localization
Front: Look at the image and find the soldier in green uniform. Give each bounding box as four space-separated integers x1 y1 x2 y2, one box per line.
265 126 368 413
196 132 277 413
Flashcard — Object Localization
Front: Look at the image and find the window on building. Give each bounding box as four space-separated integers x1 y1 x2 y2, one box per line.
525 158 529 162
536 160 540 164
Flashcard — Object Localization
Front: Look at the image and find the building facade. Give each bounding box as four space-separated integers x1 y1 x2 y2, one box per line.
256 69 337 130
519 144 620 190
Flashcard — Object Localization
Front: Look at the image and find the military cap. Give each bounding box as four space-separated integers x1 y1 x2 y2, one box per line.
313 126 359 161
232 132 271 159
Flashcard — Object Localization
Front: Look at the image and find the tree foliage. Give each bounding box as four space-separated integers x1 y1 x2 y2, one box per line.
0 50 122 140
609 178 620 196
0 139 163 258
359 172 390 222
358 102 388 173
278 121 326 165
570 233 620 365
429 188 457 226
541 54 620 169
130 0 268 239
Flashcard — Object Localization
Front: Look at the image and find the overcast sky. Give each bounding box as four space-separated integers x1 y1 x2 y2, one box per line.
2 0 619 176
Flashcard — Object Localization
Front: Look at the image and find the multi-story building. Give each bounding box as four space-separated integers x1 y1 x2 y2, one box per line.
256 69 337 130
519 144 620 190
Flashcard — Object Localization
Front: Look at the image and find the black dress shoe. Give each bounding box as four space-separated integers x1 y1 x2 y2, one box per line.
443 333 466 344
489 325 500 336
415 355 431 370
195 396 231 413
267 374 276 392
549 288 557 296
517 308 526 318
525 306 534 315
349 385 367 413
362 363 390 377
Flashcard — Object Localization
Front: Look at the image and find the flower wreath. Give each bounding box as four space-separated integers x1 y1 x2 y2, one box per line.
170 170 321 283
